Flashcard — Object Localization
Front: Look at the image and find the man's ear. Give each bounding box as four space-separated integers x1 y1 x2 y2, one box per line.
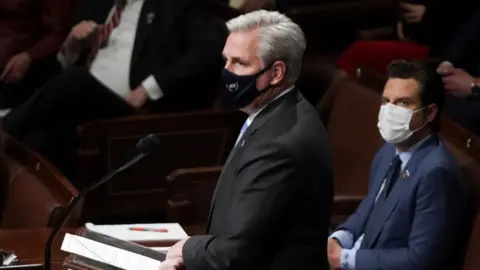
426 103 438 123
270 60 287 85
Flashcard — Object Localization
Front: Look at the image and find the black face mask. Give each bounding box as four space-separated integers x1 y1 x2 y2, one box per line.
220 65 273 108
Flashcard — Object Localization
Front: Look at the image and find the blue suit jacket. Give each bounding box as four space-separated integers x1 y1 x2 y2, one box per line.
337 135 467 269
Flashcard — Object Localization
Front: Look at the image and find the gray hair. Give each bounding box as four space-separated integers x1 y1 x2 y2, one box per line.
226 10 306 85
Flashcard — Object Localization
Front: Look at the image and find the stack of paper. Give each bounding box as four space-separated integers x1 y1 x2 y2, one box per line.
61 233 162 269
1 252 17 266
85 223 188 242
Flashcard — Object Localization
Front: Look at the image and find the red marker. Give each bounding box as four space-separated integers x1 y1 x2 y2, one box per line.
129 227 169 233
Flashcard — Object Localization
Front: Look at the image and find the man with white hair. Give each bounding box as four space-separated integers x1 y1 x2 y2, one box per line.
160 10 333 270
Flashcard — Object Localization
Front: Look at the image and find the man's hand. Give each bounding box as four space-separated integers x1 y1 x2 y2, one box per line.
441 68 475 97
158 258 183 270
396 22 409 42
127 86 149 109
166 238 188 260
327 238 342 269
1 52 31 84
437 61 455 76
400 2 426 23
160 238 189 270
70 20 99 41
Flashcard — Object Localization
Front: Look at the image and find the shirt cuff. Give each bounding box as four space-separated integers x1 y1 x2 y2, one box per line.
142 75 164 101
340 249 357 270
329 230 354 249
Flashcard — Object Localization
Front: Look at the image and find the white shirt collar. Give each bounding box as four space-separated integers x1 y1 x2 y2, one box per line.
245 85 295 127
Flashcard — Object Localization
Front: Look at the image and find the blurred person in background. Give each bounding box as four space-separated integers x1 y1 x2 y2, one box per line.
337 0 479 77
2 0 226 182
0 0 74 107
437 8 480 135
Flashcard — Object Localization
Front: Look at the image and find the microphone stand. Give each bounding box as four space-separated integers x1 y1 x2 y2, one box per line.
43 152 148 270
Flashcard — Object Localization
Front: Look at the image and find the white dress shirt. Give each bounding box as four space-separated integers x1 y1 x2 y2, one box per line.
235 85 295 146
59 0 163 101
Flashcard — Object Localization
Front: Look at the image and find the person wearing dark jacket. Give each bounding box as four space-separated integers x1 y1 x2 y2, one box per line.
336 0 479 77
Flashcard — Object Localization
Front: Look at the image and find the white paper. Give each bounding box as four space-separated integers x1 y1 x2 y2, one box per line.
61 233 162 270
85 222 188 242
2 253 17 266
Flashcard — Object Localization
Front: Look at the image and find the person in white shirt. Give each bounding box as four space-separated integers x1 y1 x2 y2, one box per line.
2 0 226 181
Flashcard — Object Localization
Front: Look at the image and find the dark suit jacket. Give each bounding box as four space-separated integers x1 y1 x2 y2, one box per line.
402 0 479 57
182 89 334 270
74 0 227 111
336 135 467 270
442 8 480 75
0 0 73 67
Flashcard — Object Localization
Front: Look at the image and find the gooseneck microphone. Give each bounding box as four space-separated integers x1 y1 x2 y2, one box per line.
44 134 160 270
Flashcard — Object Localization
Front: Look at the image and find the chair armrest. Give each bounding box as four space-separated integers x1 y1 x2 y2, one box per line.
356 26 395 40
355 67 387 91
330 195 363 229
332 195 363 215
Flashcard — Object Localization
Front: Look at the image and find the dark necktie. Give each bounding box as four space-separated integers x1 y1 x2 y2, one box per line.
360 155 402 248
376 155 402 203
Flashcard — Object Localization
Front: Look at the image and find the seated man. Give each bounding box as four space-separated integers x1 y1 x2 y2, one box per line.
437 8 480 135
0 0 73 107
160 10 334 270
2 0 226 181
336 0 479 77
328 60 467 270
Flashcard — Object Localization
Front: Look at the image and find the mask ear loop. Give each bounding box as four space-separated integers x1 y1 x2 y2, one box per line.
254 62 276 92
409 106 429 132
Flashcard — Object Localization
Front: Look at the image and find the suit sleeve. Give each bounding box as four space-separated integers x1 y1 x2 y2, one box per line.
335 148 383 239
182 143 298 270
442 9 480 66
355 167 466 270
26 0 72 60
152 3 226 97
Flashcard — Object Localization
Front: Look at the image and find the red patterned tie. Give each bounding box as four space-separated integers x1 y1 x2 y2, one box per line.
86 0 126 67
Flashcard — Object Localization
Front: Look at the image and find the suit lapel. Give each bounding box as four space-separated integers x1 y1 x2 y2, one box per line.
364 135 440 248
224 90 300 170
206 90 300 231
130 0 161 69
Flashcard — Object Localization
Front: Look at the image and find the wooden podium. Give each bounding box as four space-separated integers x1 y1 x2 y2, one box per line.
62 228 166 270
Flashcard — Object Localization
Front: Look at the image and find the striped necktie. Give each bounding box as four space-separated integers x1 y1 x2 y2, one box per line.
86 0 127 67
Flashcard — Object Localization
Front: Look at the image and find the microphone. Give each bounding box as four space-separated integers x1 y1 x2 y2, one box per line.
43 134 160 270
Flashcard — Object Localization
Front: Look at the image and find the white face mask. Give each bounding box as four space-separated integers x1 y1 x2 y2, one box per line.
377 103 427 144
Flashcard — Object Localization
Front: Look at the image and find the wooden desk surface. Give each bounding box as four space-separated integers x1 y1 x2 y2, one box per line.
1 228 78 269
1 226 202 269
